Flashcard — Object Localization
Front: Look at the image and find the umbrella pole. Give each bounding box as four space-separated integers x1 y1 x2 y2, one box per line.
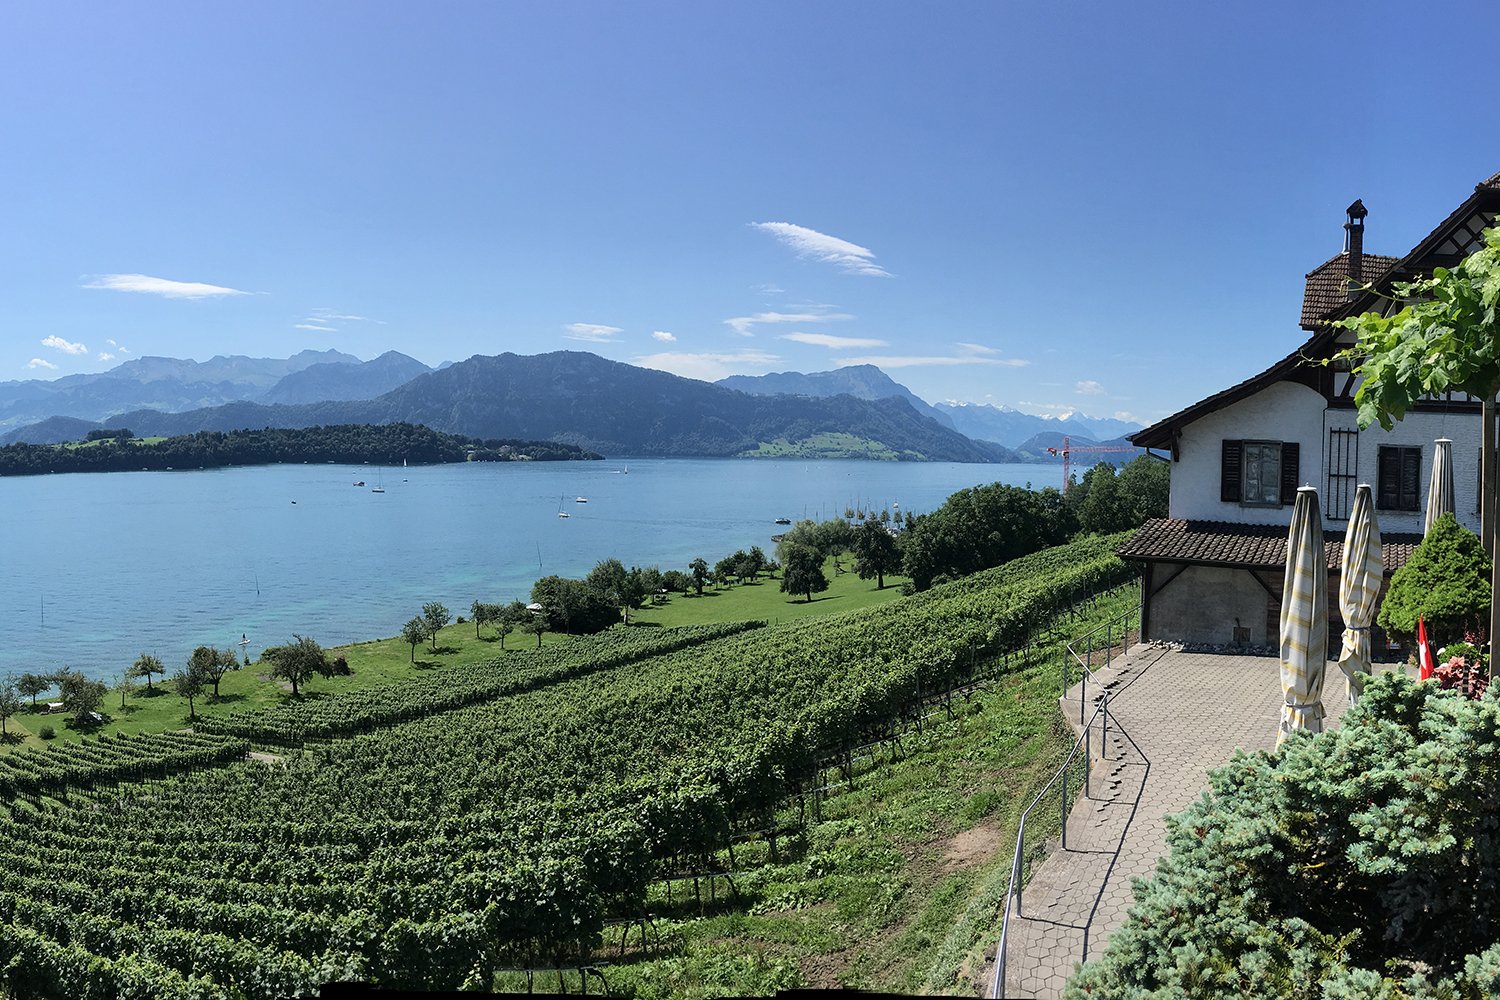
1484 399 1496 556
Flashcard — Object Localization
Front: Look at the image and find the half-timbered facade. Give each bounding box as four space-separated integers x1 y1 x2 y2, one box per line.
1122 172 1500 647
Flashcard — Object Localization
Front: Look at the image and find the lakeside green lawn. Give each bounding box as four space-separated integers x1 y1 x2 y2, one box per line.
2 556 902 751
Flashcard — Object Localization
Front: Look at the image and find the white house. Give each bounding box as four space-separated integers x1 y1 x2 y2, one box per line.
1122 172 1500 647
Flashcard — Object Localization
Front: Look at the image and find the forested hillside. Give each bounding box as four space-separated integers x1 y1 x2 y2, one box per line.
0 423 597 476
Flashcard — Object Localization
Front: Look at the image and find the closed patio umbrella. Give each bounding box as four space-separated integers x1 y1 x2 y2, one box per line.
1337 484 1383 708
1279 486 1328 748
1425 438 1455 534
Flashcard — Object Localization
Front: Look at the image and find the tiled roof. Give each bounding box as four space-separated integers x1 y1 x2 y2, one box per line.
1300 251 1401 327
1118 518 1422 574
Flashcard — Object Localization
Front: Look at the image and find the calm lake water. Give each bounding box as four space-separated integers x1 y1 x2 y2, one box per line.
0 458 1068 681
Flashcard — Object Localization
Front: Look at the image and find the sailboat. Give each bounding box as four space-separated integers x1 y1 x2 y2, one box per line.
557 495 570 518
371 469 385 493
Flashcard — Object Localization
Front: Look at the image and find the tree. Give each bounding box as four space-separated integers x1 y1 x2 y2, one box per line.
522 615 546 649
15 672 48 709
470 599 489 639
189 645 238 700
585 558 646 623
0 677 20 737
422 602 451 652
689 558 709 596
56 668 107 725
173 664 207 721
852 518 901 589
714 556 738 589
1116 454 1170 525
898 483 1072 591
129 654 164 693
531 576 615 634
499 601 530 649
401 617 427 663
1334 228 1500 671
117 669 137 710
637 566 665 603
1377 513 1489 642
780 543 829 603
266 634 332 696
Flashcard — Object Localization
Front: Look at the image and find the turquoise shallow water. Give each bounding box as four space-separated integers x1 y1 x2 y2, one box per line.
0 458 1069 681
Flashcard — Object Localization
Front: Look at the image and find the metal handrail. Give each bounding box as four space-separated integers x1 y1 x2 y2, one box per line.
1063 589 1143 723
990 689 1112 999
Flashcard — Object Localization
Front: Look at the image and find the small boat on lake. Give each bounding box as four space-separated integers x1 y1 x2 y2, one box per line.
557 496 570 518
575 496 588 503
773 517 791 525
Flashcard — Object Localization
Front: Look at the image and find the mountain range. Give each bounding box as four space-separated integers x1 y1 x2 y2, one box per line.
1 350 1143 462
715 367 1140 448
0 350 431 430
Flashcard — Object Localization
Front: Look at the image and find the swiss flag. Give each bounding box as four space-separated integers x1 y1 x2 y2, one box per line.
1417 616 1436 680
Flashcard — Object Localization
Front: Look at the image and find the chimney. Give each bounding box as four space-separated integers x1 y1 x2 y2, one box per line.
1344 198 1367 300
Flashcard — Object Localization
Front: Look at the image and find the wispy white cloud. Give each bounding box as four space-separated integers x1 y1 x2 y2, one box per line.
97 352 115 362
957 342 1002 356
27 358 57 370
42 335 87 355
565 322 623 343
296 308 383 333
756 283 786 295
1114 410 1140 422
780 332 889 350
632 349 779 382
310 309 383 324
724 309 854 336
1075 380 1106 396
105 338 130 354
651 331 677 343
836 352 1029 369
750 222 891 277
83 273 248 299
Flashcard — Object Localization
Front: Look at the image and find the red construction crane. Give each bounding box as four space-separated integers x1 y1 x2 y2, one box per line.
1046 435 1140 492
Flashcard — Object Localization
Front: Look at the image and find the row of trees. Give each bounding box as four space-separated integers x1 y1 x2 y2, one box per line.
0 423 600 477
899 456 1168 591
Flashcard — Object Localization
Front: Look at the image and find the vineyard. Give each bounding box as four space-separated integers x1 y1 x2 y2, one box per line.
0 732 248 799
0 533 1134 998
196 620 765 743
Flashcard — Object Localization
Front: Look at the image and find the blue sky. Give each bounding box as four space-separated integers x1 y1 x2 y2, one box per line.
3 1 1497 422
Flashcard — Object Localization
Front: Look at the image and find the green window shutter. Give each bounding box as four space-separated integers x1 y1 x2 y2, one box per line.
1221 440 1242 502
1279 442 1299 506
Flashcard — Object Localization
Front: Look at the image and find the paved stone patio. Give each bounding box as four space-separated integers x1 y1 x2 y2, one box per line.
990 645 1394 999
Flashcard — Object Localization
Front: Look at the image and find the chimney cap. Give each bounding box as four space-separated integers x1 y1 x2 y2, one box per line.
1345 198 1367 223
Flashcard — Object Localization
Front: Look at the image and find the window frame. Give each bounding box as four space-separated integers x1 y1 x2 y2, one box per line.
1238 439 1283 507
1376 444 1422 512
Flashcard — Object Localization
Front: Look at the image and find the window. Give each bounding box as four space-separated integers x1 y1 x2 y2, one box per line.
1222 439 1299 507
1326 428 1359 520
1378 446 1421 511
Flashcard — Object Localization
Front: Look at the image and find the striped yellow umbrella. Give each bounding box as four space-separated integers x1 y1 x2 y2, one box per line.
1279 486 1328 747
1337 484 1382 708
1425 438 1455 535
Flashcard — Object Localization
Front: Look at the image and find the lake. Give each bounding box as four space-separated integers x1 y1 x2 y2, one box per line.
0 458 1070 681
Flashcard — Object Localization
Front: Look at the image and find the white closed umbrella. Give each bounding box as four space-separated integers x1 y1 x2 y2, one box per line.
1426 438 1455 534
1337 484 1383 708
1279 486 1328 748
